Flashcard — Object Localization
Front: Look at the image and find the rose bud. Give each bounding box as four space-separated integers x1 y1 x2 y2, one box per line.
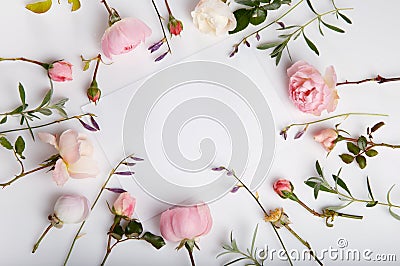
160 204 212 244
287 61 338 116
38 129 99 186
33 194 90 253
48 61 73 82
273 179 294 199
191 0 237 36
87 80 101 104
113 192 136 219
314 128 338 151
101 17 152 59
167 16 183 36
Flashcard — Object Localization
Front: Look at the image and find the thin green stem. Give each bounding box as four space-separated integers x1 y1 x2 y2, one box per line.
237 0 305 46
92 54 101 82
336 190 400 209
296 198 322 217
63 154 134 266
0 113 94 135
283 224 323 266
230 171 293 266
283 113 387 132
0 163 52 188
151 0 172 54
0 57 47 68
185 244 196 266
32 223 54 253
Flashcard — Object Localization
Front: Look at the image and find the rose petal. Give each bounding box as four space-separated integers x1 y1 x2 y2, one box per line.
58 130 80 164
68 156 99 179
38 132 58 149
52 159 70 186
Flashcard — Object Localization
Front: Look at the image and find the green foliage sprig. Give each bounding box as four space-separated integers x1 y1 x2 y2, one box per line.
26 0 81 14
305 161 400 221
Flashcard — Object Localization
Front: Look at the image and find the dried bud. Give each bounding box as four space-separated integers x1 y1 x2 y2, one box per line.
87 80 101 104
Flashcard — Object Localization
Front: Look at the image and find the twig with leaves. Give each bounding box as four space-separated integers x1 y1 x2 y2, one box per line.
305 161 400 221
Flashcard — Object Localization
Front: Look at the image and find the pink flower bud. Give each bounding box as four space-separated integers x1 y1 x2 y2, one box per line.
53 194 90 224
48 61 73 82
314 128 338 151
101 18 152 59
87 80 101 104
273 179 294 198
167 16 183 36
160 204 212 242
113 192 136 218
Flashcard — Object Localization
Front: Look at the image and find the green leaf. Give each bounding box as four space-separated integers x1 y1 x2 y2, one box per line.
332 174 352 196
0 137 13 150
83 61 90 71
274 50 282 66
339 154 354 164
39 89 53 108
249 7 267 25
387 185 400 220
313 183 320 199
67 0 81 11
326 201 353 211
315 160 323 177
250 224 258 255
321 21 345 33
257 41 281 50
0 116 7 124
366 201 378 207
15 136 25 157
225 258 247 266
365 149 378 157
338 12 352 24
303 33 319 55
54 107 68 118
356 155 367 169
125 220 143 237
347 142 360 155
263 0 281 10
18 83 26 109
110 225 124 240
9 105 24 115
306 0 317 14
229 9 252 34
235 0 260 7
54 98 69 108
371 121 385 133
26 0 52 14
357 136 367 150
38 108 53 116
142 232 166 249
366 176 374 200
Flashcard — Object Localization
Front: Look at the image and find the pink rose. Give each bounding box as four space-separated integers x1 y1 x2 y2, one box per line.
101 18 152 59
38 129 99 186
273 179 294 198
48 61 73 82
54 194 90 224
113 192 136 218
314 128 338 151
287 61 338 116
160 204 213 242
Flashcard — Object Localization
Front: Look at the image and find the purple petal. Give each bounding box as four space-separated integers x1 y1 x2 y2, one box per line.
90 116 100 131
78 119 97 132
256 32 261 41
123 162 136 166
231 186 240 193
244 40 250 47
212 167 225 171
155 51 168 62
294 130 305 139
130 156 144 161
148 40 165 53
114 171 135 176
279 129 288 140
277 21 285 29
227 171 233 176
105 187 127 194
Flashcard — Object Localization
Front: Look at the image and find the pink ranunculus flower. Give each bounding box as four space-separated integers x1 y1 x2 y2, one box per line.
113 192 136 218
160 204 212 242
48 61 73 82
287 61 339 116
101 17 152 59
273 179 294 198
38 129 99 186
54 194 91 224
314 128 338 151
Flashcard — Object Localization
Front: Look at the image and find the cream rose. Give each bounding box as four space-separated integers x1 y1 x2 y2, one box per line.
191 0 236 36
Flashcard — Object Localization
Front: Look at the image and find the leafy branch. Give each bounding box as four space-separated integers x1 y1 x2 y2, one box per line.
305 161 400 221
257 5 352 64
218 225 264 266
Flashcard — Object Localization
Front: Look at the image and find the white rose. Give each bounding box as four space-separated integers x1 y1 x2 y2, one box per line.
191 0 237 36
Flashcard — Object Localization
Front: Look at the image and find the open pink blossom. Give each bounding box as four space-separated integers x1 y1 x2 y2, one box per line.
101 18 152 59
314 128 338 151
287 61 338 116
48 61 73 82
160 204 212 242
113 192 136 218
38 129 99 186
